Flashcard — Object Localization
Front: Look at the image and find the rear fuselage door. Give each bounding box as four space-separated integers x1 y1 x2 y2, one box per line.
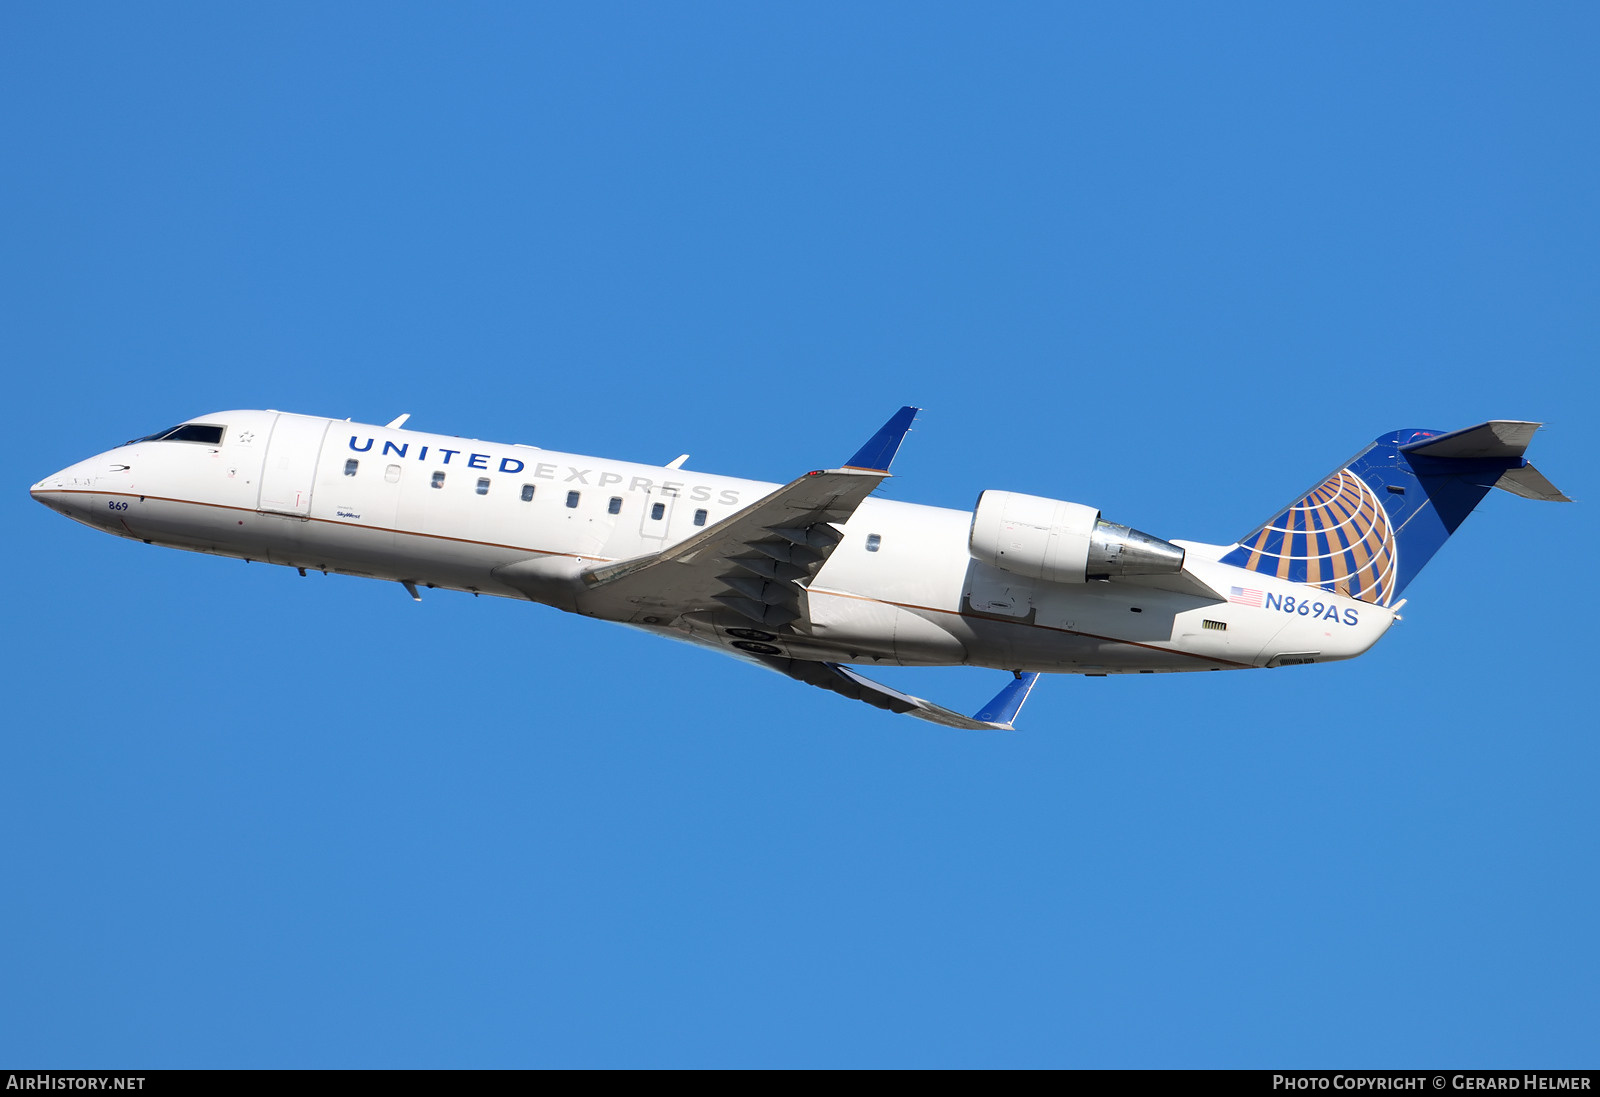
257 413 330 516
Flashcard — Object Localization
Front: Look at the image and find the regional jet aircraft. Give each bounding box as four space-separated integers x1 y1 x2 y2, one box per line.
30 409 1567 729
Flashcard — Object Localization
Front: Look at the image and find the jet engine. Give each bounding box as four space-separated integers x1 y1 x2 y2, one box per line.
968 490 1185 583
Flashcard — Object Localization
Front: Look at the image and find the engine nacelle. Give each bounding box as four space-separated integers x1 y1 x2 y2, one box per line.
968 490 1186 584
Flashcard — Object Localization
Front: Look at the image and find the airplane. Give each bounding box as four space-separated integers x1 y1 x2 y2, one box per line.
30 408 1568 730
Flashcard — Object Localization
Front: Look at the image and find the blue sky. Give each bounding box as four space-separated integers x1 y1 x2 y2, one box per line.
3 2 1595 1068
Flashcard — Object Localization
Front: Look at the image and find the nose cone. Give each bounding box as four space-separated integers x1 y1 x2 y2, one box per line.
32 465 88 521
32 464 80 501
31 452 131 522
32 467 71 498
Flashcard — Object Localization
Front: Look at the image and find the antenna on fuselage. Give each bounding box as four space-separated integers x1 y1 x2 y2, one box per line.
665 454 689 469
386 413 411 429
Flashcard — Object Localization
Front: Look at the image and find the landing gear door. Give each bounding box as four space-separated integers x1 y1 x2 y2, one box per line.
257 413 330 517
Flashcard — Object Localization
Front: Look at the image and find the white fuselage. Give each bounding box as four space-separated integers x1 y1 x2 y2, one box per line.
31 411 1396 675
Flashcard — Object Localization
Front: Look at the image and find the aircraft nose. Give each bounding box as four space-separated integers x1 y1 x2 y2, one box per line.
32 467 67 493
30 454 126 518
31 466 86 517
31 468 72 501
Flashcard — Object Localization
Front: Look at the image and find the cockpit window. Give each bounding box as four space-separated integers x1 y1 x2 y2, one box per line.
126 423 226 446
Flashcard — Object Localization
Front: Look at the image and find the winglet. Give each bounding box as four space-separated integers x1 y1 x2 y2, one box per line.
844 406 920 473
973 672 1041 729
772 660 1042 731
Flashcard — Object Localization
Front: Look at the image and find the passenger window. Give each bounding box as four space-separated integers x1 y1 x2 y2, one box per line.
866 533 882 552
431 471 446 489
566 491 580 508
651 502 665 521
608 497 622 515
385 464 401 484
476 478 490 495
520 484 535 502
344 459 359 477
694 508 707 526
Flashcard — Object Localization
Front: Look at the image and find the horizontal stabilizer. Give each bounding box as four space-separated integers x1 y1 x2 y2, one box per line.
1494 463 1571 503
1399 420 1541 459
763 658 1041 731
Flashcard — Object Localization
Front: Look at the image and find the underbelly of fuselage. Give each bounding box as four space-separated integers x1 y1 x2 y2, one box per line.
73 490 1263 676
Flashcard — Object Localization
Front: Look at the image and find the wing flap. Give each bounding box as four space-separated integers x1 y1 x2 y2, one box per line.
576 406 921 626
578 467 884 620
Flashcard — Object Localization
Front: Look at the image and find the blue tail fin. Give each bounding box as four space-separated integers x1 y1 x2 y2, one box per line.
1220 422 1567 607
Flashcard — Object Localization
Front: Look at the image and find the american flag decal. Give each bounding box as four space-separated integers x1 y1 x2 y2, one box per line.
1229 585 1263 607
